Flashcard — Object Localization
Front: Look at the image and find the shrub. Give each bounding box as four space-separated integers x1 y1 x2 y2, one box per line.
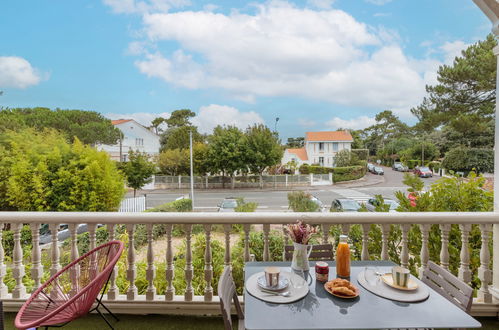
2 224 32 258
332 165 366 182
298 164 334 174
287 191 320 212
407 159 421 169
147 198 193 212
235 198 258 212
442 147 493 174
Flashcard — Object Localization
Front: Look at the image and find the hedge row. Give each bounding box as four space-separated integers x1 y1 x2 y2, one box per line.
333 165 366 182
298 164 366 182
146 198 193 212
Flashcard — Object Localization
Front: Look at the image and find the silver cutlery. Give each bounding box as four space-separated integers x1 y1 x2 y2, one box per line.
260 289 291 297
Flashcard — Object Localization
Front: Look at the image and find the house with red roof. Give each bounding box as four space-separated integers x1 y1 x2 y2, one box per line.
97 119 160 161
282 130 353 169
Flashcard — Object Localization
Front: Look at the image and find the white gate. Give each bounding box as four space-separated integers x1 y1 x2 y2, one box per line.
119 196 146 212
310 173 333 186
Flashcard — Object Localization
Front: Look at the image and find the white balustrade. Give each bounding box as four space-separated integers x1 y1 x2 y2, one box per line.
204 224 213 301
146 224 156 301
184 224 193 301
0 224 7 298
0 212 495 316
30 223 43 292
126 224 138 300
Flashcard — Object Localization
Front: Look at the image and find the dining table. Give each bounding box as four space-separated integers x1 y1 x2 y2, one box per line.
244 260 481 330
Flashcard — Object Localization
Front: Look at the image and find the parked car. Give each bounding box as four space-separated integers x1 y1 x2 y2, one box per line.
414 166 433 178
40 223 103 245
393 163 409 172
365 198 399 212
330 199 361 212
309 195 327 212
373 166 384 175
217 197 239 212
367 163 375 172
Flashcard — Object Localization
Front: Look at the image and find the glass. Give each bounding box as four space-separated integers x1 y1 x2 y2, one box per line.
290 269 306 289
364 266 381 286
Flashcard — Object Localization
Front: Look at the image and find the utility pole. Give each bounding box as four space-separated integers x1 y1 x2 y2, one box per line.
189 130 195 208
421 136 425 165
274 117 280 132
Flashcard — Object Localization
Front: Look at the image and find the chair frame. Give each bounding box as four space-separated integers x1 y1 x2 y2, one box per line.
218 267 244 330
15 241 124 330
284 243 334 261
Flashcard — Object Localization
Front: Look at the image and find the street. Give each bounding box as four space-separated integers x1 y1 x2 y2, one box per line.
133 166 440 211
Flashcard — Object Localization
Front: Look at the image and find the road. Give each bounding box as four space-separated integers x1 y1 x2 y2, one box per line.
133 166 440 212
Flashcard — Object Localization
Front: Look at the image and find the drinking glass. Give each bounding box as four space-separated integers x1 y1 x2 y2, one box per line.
291 269 306 289
364 266 380 286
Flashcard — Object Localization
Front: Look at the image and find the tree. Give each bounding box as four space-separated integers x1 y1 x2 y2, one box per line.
0 107 121 145
160 126 203 151
150 117 165 134
361 110 411 155
0 128 124 211
165 109 196 128
158 149 189 175
207 126 247 188
411 35 496 148
244 124 283 188
442 147 494 174
333 150 352 167
122 150 156 197
285 137 304 148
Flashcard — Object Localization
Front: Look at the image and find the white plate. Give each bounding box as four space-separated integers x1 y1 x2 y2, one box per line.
257 275 289 291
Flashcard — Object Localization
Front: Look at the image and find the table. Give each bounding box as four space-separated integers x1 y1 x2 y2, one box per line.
244 261 481 330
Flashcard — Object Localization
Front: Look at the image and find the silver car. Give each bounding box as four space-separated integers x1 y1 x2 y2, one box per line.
373 166 384 175
217 198 239 212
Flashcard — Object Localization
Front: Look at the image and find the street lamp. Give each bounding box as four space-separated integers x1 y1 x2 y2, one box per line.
274 117 280 132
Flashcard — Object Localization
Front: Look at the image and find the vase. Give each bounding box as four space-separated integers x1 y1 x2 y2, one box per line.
291 242 313 271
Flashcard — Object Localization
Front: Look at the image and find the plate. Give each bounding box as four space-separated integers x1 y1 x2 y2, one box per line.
381 274 418 291
257 275 289 291
324 281 360 299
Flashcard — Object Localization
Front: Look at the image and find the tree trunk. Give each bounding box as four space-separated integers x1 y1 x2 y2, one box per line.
231 175 235 189
259 172 263 189
222 172 225 189
133 189 136 198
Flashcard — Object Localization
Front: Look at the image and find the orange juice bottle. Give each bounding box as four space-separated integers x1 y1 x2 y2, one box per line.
336 235 350 278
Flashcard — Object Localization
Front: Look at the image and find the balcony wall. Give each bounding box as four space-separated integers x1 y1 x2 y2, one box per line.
0 212 497 316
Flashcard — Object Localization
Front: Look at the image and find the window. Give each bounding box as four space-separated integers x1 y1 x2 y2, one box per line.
319 157 324 166
333 142 338 152
135 138 144 146
319 142 324 151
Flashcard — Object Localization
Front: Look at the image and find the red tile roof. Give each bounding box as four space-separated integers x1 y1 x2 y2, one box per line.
111 119 132 125
305 130 353 142
287 148 308 161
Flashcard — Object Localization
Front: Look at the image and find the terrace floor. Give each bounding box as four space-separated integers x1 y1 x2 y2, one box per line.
3 313 498 329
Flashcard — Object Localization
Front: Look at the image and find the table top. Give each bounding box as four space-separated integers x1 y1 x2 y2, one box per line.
244 260 481 330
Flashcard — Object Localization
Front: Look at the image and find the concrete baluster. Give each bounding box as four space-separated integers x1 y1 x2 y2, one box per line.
458 224 472 284
419 224 430 278
165 224 175 301
30 223 43 293
478 224 492 303
12 223 26 298
204 224 213 301
440 224 450 270
107 224 119 300
146 223 156 300
126 224 138 300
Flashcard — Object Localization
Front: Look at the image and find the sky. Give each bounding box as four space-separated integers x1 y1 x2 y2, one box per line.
0 0 493 140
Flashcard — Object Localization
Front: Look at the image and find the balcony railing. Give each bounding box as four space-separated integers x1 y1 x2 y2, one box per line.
0 212 497 316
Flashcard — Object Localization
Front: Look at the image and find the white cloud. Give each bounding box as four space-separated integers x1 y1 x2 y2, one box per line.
105 112 170 127
326 116 376 130
111 1 468 118
103 0 190 14
0 56 42 88
307 0 336 10
373 12 391 17
192 104 265 134
440 40 467 64
365 0 393 5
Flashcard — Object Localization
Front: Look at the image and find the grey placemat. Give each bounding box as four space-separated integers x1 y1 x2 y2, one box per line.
246 271 309 304
357 270 429 302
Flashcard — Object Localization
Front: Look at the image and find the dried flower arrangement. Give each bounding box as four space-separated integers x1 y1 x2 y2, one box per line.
286 220 317 245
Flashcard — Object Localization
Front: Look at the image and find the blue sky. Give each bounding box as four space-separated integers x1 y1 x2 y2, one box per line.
0 0 492 139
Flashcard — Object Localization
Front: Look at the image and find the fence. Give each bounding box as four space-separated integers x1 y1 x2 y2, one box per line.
119 196 146 212
154 174 331 189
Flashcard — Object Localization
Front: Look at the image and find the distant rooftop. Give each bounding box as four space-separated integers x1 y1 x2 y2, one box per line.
111 119 132 125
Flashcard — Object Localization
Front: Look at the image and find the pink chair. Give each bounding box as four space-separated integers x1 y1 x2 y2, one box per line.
15 240 124 330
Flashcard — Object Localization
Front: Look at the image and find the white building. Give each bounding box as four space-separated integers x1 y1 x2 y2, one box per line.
98 119 160 161
282 131 353 168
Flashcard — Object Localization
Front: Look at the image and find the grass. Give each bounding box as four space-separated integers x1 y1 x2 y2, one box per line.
4 313 497 329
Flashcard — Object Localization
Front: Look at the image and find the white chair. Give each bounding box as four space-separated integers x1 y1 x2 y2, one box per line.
218 266 244 330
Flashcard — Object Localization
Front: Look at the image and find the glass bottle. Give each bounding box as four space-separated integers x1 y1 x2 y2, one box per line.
336 235 351 278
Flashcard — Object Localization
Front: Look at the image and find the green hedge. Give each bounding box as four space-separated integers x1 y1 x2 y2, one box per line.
299 164 334 174
146 198 193 212
332 165 366 182
407 160 421 169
